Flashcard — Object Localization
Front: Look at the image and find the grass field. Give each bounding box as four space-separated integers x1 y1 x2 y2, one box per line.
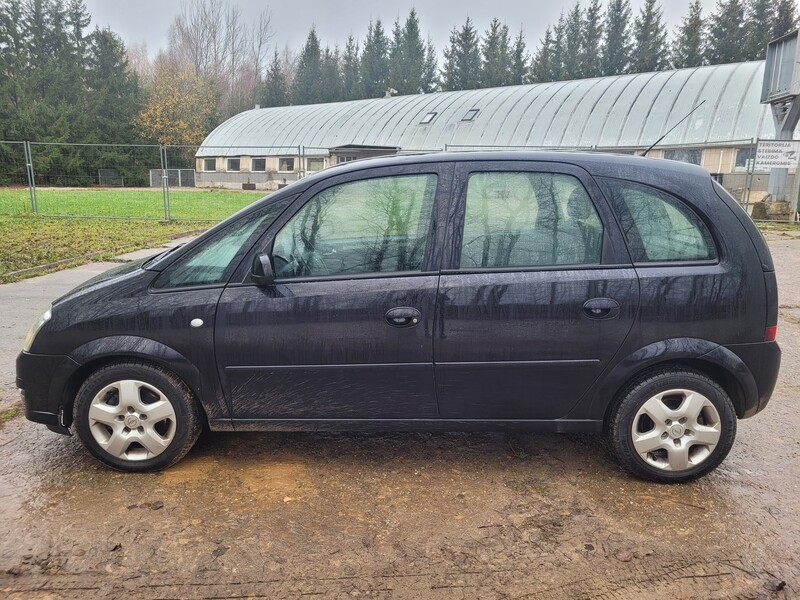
0 187 264 220
0 215 208 282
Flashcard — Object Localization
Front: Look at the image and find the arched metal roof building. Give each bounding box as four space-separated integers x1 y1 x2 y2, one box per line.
197 61 773 157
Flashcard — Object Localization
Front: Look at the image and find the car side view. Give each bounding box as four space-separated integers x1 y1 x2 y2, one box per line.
17 152 780 482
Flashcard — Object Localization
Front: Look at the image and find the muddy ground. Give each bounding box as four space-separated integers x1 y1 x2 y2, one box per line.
1 235 799 599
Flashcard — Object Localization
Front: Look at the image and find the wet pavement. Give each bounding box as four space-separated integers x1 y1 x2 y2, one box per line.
0 235 799 599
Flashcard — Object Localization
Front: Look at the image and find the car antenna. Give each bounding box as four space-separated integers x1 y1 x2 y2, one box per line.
642 100 706 157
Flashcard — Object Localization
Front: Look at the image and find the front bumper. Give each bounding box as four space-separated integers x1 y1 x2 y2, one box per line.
16 351 80 435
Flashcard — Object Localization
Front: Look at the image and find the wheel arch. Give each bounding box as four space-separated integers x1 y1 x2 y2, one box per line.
60 336 210 428
586 338 757 429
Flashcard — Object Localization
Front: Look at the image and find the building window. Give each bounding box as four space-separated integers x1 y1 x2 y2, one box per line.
663 149 702 165
306 157 325 171
420 112 437 124
462 108 479 121
337 155 357 164
251 158 266 172
203 158 216 172
278 157 295 172
227 158 240 172
735 147 756 170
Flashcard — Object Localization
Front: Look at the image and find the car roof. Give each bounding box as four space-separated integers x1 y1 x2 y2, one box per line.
299 150 711 186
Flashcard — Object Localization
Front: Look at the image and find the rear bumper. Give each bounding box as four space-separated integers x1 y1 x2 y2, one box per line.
16 351 80 435
723 341 781 417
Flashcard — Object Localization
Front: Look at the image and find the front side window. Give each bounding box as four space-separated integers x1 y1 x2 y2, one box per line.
154 201 289 289
459 172 603 269
598 178 716 263
272 174 437 279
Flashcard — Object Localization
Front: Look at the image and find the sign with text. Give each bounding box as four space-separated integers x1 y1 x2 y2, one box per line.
755 140 800 168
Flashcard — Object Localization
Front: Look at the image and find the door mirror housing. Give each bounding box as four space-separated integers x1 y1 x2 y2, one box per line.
251 253 274 286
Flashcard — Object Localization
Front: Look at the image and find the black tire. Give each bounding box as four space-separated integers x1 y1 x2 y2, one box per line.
609 368 737 483
73 361 202 472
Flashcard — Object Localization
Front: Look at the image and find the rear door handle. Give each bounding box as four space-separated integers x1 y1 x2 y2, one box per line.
385 307 421 328
583 298 620 320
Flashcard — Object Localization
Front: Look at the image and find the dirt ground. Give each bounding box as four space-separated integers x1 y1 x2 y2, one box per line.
1 234 800 599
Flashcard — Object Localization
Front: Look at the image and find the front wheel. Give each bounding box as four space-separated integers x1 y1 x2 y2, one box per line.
609 369 737 483
73 361 202 472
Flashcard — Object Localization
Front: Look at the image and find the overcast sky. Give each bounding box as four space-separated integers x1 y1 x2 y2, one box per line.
85 0 717 58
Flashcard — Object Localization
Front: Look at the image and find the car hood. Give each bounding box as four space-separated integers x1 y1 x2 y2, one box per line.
53 258 150 305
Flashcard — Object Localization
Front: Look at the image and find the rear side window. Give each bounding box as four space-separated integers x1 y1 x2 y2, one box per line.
459 172 603 269
598 178 716 263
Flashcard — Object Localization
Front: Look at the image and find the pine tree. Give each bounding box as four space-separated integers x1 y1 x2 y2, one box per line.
341 35 361 100
320 46 342 103
672 0 706 68
773 0 797 38
421 39 439 92
631 0 669 73
262 48 288 107
510 28 529 85
562 2 584 79
551 14 567 80
360 20 390 98
480 18 511 88
0 0 28 140
706 0 747 64
532 26 555 82
743 0 774 60
388 9 426 95
291 27 323 105
441 17 482 91
85 28 141 143
581 0 604 78
601 0 632 75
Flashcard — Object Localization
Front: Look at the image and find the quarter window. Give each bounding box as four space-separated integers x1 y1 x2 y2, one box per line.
154 201 289 289
459 172 603 269
272 174 437 278
598 178 716 263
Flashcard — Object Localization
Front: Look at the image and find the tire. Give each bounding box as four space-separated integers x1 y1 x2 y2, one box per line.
609 368 737 483
73 361 202 472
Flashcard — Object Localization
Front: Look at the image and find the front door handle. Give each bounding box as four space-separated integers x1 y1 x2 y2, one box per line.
583 298 620 320
385 307 421 328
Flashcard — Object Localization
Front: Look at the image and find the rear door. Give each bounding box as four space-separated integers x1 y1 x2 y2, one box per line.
215 163 453 421
434 161 639 419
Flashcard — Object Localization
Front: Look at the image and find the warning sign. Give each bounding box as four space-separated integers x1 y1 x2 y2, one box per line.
755 140 800 169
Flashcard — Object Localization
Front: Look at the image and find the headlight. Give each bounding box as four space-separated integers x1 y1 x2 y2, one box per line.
23 305 52 352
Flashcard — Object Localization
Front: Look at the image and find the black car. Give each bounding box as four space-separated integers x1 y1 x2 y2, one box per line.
17 152 780 482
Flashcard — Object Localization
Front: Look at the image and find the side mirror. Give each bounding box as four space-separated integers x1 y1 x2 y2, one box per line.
251 253 274 286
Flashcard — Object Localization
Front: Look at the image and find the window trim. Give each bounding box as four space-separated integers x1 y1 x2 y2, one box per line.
277 156 296 172
462 108 480 122
203 158 216 172
226 157 241 172
251 157 267 172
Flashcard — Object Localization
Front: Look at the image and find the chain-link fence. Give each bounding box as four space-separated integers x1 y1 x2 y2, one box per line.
0 139 798 222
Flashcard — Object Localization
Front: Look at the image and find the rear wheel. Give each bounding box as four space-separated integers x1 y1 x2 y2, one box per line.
73 361 202 472
609 369 737 483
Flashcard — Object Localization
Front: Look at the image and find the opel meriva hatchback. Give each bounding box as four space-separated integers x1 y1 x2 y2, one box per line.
17 152 780 482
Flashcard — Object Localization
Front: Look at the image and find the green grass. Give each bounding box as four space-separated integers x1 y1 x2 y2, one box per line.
0 187 264 220
0 407 19 429
0 215 210 282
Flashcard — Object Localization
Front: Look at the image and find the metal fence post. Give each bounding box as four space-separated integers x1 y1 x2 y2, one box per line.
160 145 171 221
23 140 38 213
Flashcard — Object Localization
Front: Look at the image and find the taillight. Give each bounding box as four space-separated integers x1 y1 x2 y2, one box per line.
764 326 777 342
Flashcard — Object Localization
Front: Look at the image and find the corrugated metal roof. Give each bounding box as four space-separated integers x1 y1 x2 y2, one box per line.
197 61 773 157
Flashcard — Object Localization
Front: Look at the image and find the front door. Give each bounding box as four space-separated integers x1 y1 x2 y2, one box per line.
434 162 639 419
215 165 451 421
